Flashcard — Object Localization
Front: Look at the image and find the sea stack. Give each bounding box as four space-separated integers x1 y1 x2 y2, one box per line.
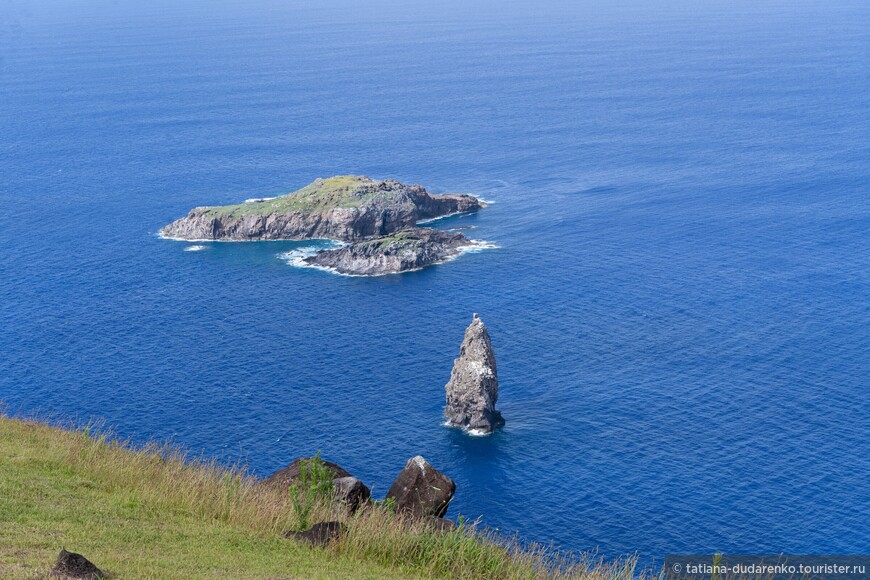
444 313 504 434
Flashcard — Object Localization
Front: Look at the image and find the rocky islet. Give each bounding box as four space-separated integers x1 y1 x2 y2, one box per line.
444 314 505 435
161 175 488 275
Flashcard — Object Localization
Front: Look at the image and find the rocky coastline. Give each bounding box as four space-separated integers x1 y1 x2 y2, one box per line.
161 176 489 275
303 227 475 276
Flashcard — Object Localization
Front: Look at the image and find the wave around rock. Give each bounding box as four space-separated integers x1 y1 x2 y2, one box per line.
162 175 489 275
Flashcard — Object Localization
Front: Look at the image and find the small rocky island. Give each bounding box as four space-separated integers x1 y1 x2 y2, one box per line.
445 314 504 435
303 227 472 276
161 175 488 275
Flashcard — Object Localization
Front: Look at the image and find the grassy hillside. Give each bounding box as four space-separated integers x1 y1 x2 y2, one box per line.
0 415 639 579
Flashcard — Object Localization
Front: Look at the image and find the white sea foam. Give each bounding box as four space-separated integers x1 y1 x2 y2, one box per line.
277 241 347 272
457 240 499 254
416 210 475 225
442 420 493 437
279 251 368 277
158 230 222 243
277 245 327 267
244 196 276 204
416 196 495 224
184 245 207 252
466 428 492 437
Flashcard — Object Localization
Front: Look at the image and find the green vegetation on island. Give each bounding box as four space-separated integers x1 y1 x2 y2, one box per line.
195 176 382 218
159 175 484 249
358 229 433 249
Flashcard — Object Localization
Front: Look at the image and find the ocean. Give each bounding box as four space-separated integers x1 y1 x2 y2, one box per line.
1 0 868 563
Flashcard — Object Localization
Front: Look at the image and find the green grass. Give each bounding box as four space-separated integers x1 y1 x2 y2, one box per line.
0 416 414 579
195 175 406 218
0 415 644 579
358 230 422 249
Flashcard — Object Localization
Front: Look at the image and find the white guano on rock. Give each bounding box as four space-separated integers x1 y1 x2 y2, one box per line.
444 313 505 434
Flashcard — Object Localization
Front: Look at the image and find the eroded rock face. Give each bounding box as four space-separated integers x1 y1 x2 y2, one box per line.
444 314 504 434
261 457 351 491
51 549 104 579
160 176 483 242
303 227 473 275
386 456 456 518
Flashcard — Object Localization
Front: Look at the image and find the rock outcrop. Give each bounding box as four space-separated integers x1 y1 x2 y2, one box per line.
423 516 458 532
263 457 371 514
51 549 104 579
161 176 483 242
303 227 474 275
386 456 456 518
444 314 504 434
261 457 350 490
333 476 371 514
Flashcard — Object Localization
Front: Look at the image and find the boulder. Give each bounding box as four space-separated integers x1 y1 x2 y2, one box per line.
386 456 456 518
333 476 371 514
51 549 104 579
423 516 458 532
283 521 346 546
262 457 350 490
444 313 505 434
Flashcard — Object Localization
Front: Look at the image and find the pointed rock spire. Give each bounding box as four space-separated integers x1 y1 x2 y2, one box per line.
444 313 504 434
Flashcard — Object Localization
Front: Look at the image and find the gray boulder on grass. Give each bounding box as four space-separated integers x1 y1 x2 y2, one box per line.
333 476 371 514
386 456 456 518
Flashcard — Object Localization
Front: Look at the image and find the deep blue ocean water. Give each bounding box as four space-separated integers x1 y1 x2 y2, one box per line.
2 0 868 563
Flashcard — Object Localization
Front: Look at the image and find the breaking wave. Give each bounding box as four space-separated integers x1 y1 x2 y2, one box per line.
458 240 499 254
277 241 347 272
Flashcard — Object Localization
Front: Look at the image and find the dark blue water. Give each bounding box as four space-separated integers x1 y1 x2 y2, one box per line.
2 0 868 562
